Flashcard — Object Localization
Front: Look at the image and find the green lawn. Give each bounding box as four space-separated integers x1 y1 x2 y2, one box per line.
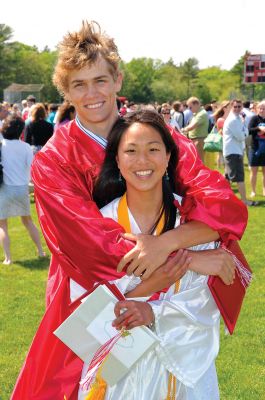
0 169 265 399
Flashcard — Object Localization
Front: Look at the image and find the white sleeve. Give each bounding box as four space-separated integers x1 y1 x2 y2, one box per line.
149 272 220 388
111 275 142 294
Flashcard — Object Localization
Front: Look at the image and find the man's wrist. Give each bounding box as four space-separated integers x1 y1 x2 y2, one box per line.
160 229 180 253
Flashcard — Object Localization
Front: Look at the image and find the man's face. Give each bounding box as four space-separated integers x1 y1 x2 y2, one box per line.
0 108 8 120
232 102 242 116
188 102 200 114
27 100 35 108
66 57 122 135
258 104 265 118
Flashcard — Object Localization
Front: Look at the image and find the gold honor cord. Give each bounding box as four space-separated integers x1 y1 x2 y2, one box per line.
118 193 180 399
166 271 180 399
117 193 165 235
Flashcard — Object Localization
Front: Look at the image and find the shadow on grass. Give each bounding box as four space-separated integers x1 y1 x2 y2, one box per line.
15 256 50 270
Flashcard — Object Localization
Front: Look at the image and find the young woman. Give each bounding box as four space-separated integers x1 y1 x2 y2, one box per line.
81 110 222 399
0 115 45 264
24 103 54 154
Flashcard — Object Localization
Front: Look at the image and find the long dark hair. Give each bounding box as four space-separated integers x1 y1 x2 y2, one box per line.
93 110 179 234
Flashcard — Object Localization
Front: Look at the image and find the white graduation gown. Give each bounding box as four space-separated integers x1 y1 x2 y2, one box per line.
76 196 220 400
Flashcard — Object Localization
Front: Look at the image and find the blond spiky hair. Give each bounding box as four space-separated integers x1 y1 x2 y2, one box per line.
53 20 121 95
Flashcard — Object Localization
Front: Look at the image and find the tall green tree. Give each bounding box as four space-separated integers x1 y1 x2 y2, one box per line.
0 24 13 44
152 60 186 103
179 57 199 97
120 58 155 103
0 24 14 97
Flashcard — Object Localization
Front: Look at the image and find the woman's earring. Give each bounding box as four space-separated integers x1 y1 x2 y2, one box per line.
118 172 122 182
165 169 169 181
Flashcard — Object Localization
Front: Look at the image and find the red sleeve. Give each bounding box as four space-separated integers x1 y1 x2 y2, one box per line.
170 128 248 243
31 147 132 290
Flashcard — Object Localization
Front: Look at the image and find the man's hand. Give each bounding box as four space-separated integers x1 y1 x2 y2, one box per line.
117 233 173 279
188 247 236 285
125 249 191 297
112 300 154 330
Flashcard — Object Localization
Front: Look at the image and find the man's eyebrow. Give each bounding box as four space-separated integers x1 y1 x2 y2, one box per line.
94 75 109 79
70 75 109 84
70 79 84 84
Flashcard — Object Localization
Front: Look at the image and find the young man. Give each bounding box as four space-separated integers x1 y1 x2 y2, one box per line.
12 21 247 399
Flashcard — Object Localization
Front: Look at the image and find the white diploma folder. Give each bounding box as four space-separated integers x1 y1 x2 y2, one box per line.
54 284 159 386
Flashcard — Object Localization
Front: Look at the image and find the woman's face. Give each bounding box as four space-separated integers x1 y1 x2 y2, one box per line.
116 122 170 195
161 107 171 123
258 104 265 118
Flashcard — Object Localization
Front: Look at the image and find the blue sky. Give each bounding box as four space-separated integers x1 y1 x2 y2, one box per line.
2 0 264 70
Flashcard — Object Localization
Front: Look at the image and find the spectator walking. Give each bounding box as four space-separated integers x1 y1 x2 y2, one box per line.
247 100 265 197
24 103 54 154
0 115 45 264
22 95 36 122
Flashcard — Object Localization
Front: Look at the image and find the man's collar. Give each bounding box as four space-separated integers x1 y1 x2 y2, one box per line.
75 116 108 149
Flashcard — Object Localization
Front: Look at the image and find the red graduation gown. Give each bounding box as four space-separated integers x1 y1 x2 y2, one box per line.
11 120 247 399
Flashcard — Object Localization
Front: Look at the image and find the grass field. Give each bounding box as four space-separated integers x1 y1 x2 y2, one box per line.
0 168 265 399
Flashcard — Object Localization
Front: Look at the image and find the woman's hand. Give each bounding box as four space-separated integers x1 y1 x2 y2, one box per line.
188 247 236 285
117 233 174 279
112 300 154 330
125 249 191 297
258 126 265 134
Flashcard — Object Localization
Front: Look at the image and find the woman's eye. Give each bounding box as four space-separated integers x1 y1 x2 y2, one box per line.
150 147 159 152
125 149 135 153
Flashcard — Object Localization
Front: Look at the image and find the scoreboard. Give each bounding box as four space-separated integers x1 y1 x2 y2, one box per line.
244 54 265 84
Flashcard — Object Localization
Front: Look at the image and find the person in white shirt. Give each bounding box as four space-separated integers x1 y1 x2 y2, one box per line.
223 99 255 206
0 115 45 265
160 103 181 132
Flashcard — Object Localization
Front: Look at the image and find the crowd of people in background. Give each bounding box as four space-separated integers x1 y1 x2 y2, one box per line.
0 94 265 264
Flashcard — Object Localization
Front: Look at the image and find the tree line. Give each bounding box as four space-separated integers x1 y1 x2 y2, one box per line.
1 24 265 104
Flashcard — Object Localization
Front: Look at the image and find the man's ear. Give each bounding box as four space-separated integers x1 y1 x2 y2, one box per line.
115 71 123 93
